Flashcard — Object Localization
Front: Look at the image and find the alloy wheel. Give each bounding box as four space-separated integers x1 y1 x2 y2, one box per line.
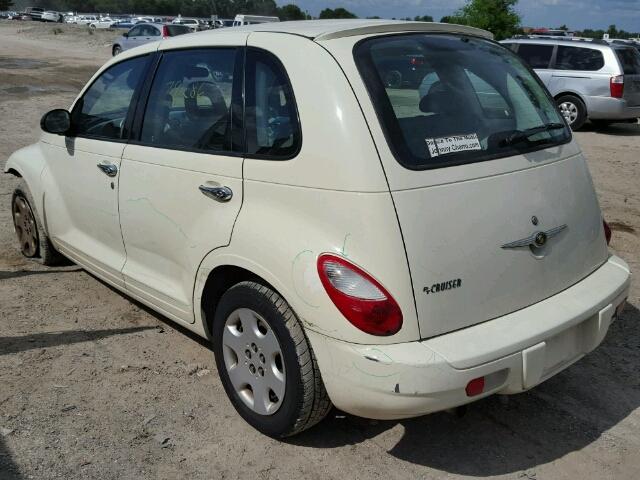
559 101 579 125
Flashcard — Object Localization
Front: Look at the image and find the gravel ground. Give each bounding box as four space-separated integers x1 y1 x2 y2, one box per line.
1 21 639 480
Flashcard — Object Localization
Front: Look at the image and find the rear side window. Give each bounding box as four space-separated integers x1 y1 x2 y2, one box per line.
166 25 191 36
555 46 604 71
140 48 240 153
245 48 301 158
72 55 148 140
615 48 640 74
355 34 569 170
515 44 554 69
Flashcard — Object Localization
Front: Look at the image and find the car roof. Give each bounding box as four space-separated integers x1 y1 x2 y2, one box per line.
501 37 617 51
192 19 492 41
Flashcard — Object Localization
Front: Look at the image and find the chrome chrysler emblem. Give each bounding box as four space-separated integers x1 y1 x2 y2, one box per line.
501 225 567 250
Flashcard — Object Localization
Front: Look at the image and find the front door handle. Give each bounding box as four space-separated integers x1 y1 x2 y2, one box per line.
97 163 118 177
199 185 233 202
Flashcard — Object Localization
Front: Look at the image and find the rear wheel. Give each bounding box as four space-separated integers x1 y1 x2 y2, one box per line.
557 95 587 130
212 281 332 438
11 181 63 265
384 70 402 88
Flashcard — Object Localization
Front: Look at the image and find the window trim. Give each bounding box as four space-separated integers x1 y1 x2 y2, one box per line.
353 33 572 172
69 53 153 144
243 47 302 161
129 46 245 158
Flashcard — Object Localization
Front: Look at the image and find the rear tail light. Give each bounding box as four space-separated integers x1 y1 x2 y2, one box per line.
409 57 424 66
610 75 624 98
465 377 485 397
603 219 612 245
317 254 402 336
162 25 169 38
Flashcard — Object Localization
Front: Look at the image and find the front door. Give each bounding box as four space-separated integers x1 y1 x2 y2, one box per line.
42 55 150 288
118 46 245 322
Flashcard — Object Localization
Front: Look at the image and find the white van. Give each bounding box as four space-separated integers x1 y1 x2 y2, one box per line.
6 20 631 438
232 14 279 26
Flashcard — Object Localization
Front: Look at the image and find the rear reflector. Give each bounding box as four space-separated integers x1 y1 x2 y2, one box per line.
317 254 403 336
603 219 612 245
610 75 624 98
465 377 485 397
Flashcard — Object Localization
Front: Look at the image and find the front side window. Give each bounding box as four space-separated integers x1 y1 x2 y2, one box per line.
355 34 570 170
140 48 239 153
128 26 143 37
555 46 604 71
72 55 148 140
516 43 554 69
245 49 301 158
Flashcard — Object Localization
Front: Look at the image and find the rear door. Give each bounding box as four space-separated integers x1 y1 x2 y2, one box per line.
615 47 640 106
548 45 610 99
119 44 244 322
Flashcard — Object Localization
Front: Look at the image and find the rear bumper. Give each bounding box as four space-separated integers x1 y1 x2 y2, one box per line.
308 255 631 420
586 96 640 120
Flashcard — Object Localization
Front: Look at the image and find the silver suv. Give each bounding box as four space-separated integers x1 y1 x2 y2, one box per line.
502 37 640 129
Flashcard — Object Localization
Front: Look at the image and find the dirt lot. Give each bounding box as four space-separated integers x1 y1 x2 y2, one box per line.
1 21 639 480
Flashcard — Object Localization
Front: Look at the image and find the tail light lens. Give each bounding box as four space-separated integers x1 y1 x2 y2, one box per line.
610 75 624 98
317 254 403 336
603 219 612 245
162 25 169 38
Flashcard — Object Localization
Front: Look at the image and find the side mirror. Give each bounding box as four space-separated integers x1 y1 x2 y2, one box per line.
123 32 128 37
40 109 71 135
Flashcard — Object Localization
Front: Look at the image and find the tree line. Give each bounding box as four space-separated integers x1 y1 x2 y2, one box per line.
3 0 639 41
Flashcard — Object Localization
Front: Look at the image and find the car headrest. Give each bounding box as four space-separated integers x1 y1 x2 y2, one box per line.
184 81 227 120
419 82 464 114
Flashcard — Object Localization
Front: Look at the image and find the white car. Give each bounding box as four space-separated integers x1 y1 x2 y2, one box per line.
41 11 62 22
6 20 631 438
89 17 114 29
172 17 201 32
74 15 98 25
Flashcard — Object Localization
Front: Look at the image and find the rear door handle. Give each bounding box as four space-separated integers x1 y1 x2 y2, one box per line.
199 185 233 202
97 163 118 177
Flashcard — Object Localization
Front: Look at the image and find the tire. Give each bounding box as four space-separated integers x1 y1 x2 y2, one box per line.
212 281 332 438
11 180 64 266
112 45 122 56
384 70 403 88
556 94 587 130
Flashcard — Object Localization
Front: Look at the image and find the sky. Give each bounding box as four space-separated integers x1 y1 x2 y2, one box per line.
290 0 640 32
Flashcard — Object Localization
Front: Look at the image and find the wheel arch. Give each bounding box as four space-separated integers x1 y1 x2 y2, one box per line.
554 91 587 107
195 254 290 339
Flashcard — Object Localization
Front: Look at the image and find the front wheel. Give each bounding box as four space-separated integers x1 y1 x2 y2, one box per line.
212 281 332 438
11 181 63 265
557 95 587 130
112 45 122 56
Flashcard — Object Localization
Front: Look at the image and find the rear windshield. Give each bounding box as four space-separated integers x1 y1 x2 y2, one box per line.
166 25 191 36
615 47 640 74
355 34 571 170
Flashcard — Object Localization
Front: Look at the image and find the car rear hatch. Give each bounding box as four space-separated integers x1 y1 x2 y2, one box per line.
353 33 610 338
615 47 640 106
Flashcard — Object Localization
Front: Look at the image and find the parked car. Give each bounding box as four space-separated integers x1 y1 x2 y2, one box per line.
25 6 44 21
502 37 640 129
41 11 63 22
112 23 191 55
110 19 136 29
232 14 279 26
171 17 201 32
6 20 631 438
89 17 115 29
75 15 98 25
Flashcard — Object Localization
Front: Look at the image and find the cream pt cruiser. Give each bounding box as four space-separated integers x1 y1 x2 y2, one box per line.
5 20 632 437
